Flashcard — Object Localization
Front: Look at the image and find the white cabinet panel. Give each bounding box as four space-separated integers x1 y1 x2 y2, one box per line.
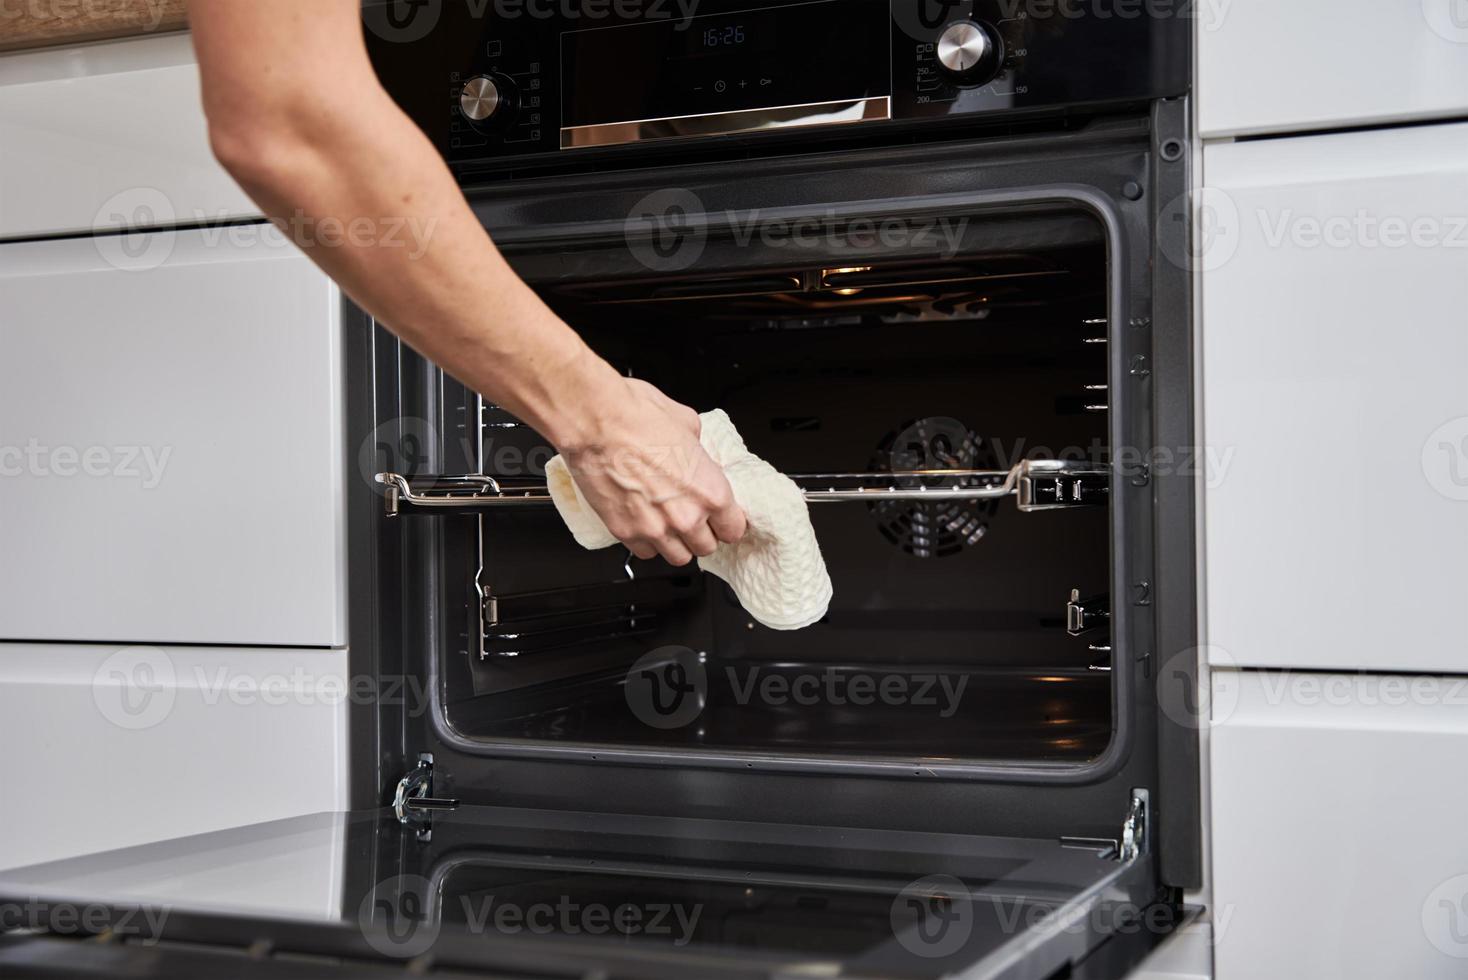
1210 669 1468 979
1198 0 1468 137
0 229 346 647
1202 124 1468 672
0 643 349 873
0 34 258 240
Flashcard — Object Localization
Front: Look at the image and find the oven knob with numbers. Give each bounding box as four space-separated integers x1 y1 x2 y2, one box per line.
935 20 1003 85
459 74 517 126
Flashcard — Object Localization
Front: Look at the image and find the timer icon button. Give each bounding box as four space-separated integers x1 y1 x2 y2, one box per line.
936 21 1002 83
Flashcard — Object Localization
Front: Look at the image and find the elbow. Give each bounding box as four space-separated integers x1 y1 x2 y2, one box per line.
207 116 303 199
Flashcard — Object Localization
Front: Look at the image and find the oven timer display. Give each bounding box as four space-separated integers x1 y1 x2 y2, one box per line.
703 24 746 48
671 13 777 60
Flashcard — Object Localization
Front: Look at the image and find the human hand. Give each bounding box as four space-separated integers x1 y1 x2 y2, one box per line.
559 377 748 565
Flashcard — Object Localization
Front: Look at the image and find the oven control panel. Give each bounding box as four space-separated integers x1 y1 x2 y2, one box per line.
363 0 1186 165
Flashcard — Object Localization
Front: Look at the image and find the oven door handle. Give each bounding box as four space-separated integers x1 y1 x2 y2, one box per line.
374 460 1109 517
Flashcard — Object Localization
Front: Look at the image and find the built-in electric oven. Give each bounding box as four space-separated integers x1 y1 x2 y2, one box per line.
0 3 1201 977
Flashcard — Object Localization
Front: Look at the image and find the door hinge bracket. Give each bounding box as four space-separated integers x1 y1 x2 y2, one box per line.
1119 789 1149 863
394 754 459 840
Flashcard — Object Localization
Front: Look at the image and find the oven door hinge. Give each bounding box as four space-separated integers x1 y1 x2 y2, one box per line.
1119 789 1149 863
393 754 459 840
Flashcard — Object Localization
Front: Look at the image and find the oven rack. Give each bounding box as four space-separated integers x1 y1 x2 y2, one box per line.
375 459 1108 516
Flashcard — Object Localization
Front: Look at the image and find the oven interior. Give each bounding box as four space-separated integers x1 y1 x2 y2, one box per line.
437 217 1116 768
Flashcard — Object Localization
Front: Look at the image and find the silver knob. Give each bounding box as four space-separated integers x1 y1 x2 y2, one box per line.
936 21 992 76
459 76 502 122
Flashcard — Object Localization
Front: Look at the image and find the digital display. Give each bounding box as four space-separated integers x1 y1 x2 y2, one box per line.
561 0 889 130
670 13 778 61
704 24 746 47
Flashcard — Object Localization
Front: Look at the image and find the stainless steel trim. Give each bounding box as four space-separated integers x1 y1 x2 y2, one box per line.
560 96 891 149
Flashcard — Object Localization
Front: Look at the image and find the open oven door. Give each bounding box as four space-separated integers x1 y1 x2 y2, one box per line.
0 792 1167 980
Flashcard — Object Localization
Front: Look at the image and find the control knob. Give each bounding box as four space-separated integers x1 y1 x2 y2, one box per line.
936 20 1003 85
459 74 515 124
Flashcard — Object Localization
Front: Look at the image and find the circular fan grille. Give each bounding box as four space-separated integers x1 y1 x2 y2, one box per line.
868 417 1001 559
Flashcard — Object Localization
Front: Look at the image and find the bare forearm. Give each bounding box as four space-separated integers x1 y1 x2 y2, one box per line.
189 0 618 449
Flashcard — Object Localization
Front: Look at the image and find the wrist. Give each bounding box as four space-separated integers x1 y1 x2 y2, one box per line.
536 347 625 454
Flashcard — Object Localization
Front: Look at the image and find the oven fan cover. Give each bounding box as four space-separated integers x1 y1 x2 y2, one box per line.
868 416 1000 558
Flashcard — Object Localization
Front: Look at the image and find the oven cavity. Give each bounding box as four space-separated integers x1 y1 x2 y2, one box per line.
380 221 1122 772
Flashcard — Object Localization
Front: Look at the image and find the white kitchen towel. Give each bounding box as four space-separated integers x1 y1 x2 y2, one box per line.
544 409 833 630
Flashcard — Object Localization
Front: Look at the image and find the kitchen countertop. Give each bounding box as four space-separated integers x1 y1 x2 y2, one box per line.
0 0 187 54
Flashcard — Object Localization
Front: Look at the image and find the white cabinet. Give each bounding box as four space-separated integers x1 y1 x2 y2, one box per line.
0 33 258 240
1198 0 1468 137
0 643 349 871
0 229 347 647
1201 123 1468 673
1210 669 1468 979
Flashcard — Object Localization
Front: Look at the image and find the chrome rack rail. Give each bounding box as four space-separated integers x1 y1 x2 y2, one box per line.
376 459 1108 517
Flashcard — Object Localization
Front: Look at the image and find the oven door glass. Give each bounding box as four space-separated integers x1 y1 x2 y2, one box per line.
0 801 1163 979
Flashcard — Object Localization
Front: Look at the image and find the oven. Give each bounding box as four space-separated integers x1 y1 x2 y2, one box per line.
0 2 1201 977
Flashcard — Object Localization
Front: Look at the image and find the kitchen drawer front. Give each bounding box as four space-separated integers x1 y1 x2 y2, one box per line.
1201 123 1468 673
1198 0 1468 137
1210 669 1468 979
0 230 347 647
0 643 350 874
0 33 257 241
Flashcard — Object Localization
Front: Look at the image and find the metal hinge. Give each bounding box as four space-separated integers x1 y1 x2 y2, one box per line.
1119 790 1149 863
393 754 459 840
